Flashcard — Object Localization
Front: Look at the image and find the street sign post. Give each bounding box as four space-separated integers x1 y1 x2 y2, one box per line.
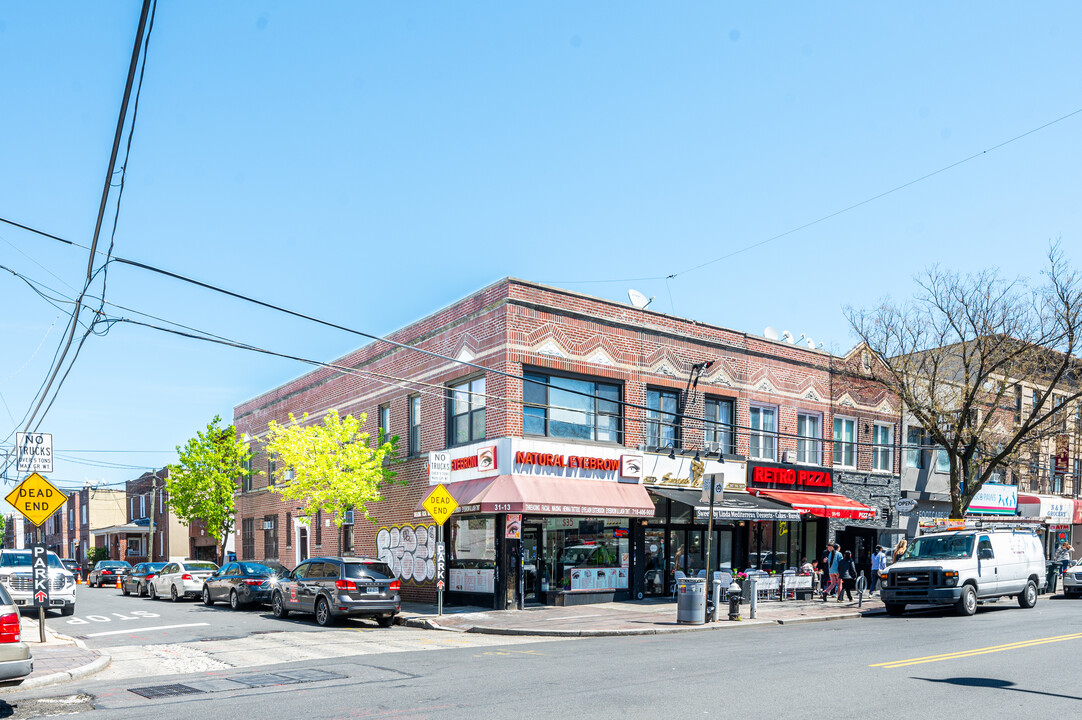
422 485 458 616
31 544 48 643
5 473 67 527
15 433 53 474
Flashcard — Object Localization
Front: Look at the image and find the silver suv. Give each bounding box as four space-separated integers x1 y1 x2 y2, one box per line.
0 549 76 616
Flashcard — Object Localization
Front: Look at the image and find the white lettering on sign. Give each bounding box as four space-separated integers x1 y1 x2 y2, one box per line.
16 433 53 474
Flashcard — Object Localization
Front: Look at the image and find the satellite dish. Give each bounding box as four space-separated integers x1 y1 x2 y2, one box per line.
764 326 779 340
806 337 815 348
628 289 653 309
781 330 795 344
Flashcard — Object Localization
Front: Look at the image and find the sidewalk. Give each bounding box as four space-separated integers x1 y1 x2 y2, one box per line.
0 613 110 692
397 592 891 636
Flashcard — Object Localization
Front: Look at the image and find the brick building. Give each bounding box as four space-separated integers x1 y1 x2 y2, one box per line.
234 279 904 609
91 470 188 564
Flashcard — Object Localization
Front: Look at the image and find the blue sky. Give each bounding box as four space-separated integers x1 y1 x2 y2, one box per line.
0 3 1079 505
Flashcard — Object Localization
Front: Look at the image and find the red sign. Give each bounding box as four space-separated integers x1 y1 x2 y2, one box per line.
748 462 833 492
515 451 620 472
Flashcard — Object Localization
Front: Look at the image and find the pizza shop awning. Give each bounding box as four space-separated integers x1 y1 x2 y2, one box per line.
749 489 877 521
647 487 803 521
414 475 655 518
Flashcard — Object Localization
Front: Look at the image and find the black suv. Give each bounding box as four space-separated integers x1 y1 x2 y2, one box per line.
272 556 400 627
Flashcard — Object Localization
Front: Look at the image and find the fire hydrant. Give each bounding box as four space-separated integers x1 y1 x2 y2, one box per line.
727 580 744 621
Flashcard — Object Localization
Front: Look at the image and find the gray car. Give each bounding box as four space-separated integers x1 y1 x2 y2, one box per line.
0 583 32 685
271 557 400 627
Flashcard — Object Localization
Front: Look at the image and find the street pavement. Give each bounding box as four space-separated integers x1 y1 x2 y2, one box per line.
3 586 1081 718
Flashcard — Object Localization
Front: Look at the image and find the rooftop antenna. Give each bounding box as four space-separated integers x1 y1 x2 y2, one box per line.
628 289 654 309
764 326 779 340
806 336 816 348
781 330 795 344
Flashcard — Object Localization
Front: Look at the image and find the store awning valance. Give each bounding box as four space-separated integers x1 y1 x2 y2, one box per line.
750 489 877 521
413 475 655 518
647 487 803 521
1018 494 1075 524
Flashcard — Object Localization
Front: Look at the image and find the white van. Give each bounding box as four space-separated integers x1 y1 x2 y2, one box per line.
879 528 1046 617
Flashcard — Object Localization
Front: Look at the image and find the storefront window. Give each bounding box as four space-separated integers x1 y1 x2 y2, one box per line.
447 517 496 594
647 495 669 525
543 518 628 592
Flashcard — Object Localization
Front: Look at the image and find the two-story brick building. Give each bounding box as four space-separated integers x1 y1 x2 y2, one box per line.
234 279 904 609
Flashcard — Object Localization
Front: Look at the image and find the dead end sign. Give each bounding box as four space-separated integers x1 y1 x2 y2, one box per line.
5 473 67 527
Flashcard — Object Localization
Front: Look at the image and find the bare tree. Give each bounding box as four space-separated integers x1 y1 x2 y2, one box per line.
846 244 1082 518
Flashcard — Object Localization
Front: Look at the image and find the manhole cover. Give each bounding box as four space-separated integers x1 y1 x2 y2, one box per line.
274 669 346 682
129 683 205 699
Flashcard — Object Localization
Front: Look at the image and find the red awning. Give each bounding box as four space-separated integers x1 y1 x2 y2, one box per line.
415 475 655 518
750 489 876 521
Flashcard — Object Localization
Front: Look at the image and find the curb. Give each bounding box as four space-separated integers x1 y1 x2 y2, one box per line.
0 636 112 695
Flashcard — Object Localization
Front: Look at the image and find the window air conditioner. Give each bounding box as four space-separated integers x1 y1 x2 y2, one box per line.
262 520 274 530
782 451 797 464
283 469 295 481
342 510 355 525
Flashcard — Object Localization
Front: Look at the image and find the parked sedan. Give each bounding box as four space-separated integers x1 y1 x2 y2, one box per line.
1062 559 1082 598
87 561 131 588
148 560 219 602
121 562 167 597
202 562 287 609
271 556 399 627
0 583 32 686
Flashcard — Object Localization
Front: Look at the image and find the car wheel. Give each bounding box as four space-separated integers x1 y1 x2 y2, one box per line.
376 615 394 628
170 585 180 602
61 604 75 617
884 603 906 617
1018 580 1038 608
272 592 289 619
955 585 977 616
203 587 214 606
230 590 241 610
121 583 130 597
148 583 158 600
315 598 334 627
138 582 146 598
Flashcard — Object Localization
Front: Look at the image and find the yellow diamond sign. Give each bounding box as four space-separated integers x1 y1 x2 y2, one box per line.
5 473 67 527
422 484 459 526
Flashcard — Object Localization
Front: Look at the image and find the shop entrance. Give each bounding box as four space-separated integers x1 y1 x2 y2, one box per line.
522 525 541 604
836 526 877 581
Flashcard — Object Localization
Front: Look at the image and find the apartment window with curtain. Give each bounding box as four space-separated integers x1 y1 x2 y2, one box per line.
833 417 856 468
646 389 680 450
906 427 926 469
872 423 893 471
448 376 486 445
796 412 822 464
523 371 622 443
408 396 422 455
749 405 777 460
704 397 734 454
378 404 391 443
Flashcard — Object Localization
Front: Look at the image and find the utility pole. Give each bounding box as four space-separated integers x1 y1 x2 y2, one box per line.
148 477 156 563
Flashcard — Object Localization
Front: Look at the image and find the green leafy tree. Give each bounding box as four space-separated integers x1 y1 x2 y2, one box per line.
262 409 399 549
167 416 252 564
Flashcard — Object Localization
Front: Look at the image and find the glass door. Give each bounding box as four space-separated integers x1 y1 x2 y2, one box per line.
522 526 541 603
643 528 666 596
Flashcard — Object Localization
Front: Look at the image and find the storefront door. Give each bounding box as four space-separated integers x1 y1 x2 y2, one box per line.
522 526 541 603
643 528 666 596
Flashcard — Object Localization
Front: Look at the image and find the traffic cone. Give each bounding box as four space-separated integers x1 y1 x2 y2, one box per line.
75 574 81 585
116 576 122 589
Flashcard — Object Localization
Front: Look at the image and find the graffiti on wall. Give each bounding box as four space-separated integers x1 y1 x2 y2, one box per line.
376 523 436 583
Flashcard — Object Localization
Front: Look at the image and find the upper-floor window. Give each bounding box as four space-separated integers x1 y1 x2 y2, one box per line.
936 447 951 473
378 404 391 443
448 377 486 445
1013 385 1022 424
646 389 680 450
408 396 422 455
796 412 822 465
872 423 893 472
242 453 253 493
139 495 146 519
833 417 856 468
523 371 621 443
268 454 277 486
749 405 777 461
906 427 926 469
81 505 87 524
704 398 734 455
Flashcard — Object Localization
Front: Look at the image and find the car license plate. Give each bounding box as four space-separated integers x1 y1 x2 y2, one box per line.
366 586 378 595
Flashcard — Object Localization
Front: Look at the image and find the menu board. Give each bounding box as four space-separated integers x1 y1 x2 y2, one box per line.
569 567 628 591
448 568 495 593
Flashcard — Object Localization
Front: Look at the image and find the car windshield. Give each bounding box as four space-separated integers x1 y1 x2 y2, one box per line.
98 561 130 569
902 535 975 560
1 552 64 569
344 561 394 581
184 562 218 572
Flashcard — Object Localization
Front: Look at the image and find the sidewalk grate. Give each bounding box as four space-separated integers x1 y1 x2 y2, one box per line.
274 669 346 682
230 672 301 688
129 683 205 699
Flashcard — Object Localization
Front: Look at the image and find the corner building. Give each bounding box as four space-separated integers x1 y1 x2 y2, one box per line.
234 279 902 609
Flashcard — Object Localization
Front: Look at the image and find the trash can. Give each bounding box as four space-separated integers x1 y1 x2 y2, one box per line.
677 577 706 624
1046 562 1059 595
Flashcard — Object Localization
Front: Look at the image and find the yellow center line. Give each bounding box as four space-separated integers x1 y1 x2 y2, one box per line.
872 632 1082 669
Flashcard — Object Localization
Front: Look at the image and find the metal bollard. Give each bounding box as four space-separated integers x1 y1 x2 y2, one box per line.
856 572 867 608
749 575 758 619
708 579 722 622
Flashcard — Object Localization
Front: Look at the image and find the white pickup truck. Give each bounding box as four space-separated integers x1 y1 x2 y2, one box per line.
879 528 1046 617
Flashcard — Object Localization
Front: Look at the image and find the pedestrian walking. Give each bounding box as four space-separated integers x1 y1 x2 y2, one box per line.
870 545 887 594
827 543 842 601
818 545 833 598
892 538 908 564
838 550 857 601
